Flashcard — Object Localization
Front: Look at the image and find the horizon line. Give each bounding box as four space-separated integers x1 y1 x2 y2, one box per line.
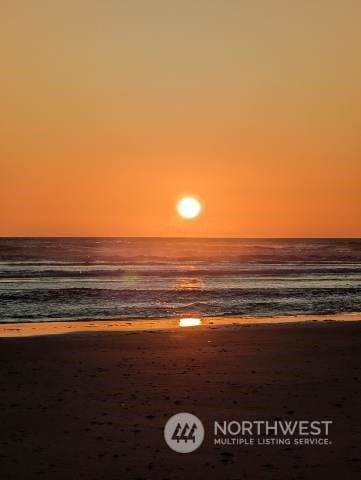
0 236 360 240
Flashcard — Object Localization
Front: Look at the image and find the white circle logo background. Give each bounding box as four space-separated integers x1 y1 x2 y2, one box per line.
164 412 204 453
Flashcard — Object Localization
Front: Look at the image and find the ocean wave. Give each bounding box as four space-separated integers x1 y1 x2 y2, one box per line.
1 265 361 279
1 286 360 302
1 238 361 322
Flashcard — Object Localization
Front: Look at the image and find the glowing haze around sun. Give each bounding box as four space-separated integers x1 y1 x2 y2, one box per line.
177 197 202 219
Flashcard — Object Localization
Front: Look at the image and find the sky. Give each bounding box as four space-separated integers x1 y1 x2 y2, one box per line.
1 1 360 237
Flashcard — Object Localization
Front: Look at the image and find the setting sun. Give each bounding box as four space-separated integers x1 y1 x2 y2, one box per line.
177 197 202 219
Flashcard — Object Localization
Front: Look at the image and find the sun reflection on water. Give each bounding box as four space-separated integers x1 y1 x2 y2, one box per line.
179 318 202 327
175 277 203 290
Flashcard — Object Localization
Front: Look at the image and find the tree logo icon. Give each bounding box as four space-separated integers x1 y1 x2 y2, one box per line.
164 413 205 453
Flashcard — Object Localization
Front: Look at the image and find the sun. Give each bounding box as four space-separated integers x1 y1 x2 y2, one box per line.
177 197 202 219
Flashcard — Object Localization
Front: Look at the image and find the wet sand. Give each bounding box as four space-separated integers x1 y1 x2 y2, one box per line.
0 312 359 337
0 320 360 479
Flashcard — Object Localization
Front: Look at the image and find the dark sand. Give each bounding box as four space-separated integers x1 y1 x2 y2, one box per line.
0 322 360 479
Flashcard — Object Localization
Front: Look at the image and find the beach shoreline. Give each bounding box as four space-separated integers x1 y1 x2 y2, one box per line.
0 312 360 337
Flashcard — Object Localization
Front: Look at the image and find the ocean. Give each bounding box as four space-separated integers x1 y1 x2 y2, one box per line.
0 238 360 322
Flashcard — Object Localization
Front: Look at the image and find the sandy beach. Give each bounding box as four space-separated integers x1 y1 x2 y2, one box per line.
0 319 360 479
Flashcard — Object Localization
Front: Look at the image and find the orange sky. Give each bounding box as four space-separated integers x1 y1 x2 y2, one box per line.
1 1 360 237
